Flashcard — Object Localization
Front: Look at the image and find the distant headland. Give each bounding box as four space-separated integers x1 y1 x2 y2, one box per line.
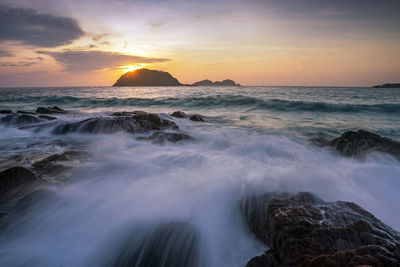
113 68 240 87
372 83 400 88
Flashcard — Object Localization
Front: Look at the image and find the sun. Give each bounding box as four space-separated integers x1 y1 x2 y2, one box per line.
119 65 145 73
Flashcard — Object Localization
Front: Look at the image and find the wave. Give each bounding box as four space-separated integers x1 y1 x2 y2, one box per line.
2 95 400 114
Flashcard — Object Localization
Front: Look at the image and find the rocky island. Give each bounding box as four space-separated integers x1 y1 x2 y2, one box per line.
192 79 240 86
113 68 182 86
373 83 400 88
113 68 240 87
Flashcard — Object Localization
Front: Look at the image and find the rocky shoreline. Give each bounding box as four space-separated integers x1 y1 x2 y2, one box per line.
1 107 400 266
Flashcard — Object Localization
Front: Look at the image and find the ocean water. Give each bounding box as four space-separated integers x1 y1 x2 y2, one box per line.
0 86 399 266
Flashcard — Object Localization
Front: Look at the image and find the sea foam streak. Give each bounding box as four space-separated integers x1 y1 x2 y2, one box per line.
0 118 399 266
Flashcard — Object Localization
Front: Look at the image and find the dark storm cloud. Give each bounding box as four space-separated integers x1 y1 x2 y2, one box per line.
38 50 171 72
0 61 36 67
0 5 85 47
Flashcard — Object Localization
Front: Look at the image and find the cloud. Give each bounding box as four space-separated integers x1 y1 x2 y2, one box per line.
0 49 13 57
38 50 171 72
0 61 36 67
0 5 85 47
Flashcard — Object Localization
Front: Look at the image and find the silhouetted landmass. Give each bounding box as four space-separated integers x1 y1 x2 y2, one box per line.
113 68 241 87
113 69 182 86
373 83 400 88
192 79 240 86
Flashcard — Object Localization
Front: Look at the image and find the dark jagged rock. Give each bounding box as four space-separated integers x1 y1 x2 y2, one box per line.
0 110 12 114
36 106 67 114
53 111 178 134
192 79 240 86
144 131 191 143
109 222 203 267
0 114 40 125
373 83 400 88
113 69 182 86
32 151 89 176
170 111 188 118
189 114 205 122
328 130 400 160
0 167 37 196
242 192 400 267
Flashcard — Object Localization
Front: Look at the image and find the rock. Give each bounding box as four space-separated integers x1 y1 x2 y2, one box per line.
0 110 12 114
113 69 182 86
109 222 203 267
0 167 37 196
13 189 55 212
0 114 40 125
32 151 89 176
192 79 240 86
242 192 400 267
144 131 191 143
170 111 188 118
328 130 400 160
17 110 36 115
189 114 205 122
53 111 178 134
36 106 67 114
308 137 329 147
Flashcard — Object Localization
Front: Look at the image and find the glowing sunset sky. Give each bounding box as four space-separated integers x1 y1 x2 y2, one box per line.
0 0 399 87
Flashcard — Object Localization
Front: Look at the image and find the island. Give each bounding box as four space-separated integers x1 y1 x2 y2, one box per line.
113 69 182 86
372 83 400 88
113 68 240 87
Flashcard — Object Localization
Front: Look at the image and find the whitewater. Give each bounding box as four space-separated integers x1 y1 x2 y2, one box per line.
0 86 399 266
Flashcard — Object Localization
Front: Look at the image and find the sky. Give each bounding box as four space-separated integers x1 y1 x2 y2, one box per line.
0 0 399 87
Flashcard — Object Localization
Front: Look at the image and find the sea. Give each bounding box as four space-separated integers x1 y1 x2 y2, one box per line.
0 86 399 266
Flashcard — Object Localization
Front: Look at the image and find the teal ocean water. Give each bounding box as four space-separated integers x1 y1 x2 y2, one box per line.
0 86 399 267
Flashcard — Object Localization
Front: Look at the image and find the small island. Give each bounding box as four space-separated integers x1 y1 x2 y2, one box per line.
372 83 400 88
113 68 240 87
192 79 240 86
113 69 182 86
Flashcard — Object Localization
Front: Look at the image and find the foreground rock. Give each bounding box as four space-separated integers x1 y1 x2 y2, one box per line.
32 151 89 177
36 106 67 114
242 192 400 267
140 131 191 144
0 167 37 197
170 111 205 122
53 111 178 134
113 69 182 86
328 129 400 160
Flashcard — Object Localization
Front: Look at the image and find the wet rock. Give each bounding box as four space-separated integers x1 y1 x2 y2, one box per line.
243 192 400 267
17 110 36 115
307 137 329 147
36 106 67 114
54 111 178 134
189 114 205 122
109 222 203 267
170 111 188 118
328 130 400 160
32 151 89 176
38 115 57 121
0 167 37 196
144 131 191 143
0 114 41 125
0 110 12 114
